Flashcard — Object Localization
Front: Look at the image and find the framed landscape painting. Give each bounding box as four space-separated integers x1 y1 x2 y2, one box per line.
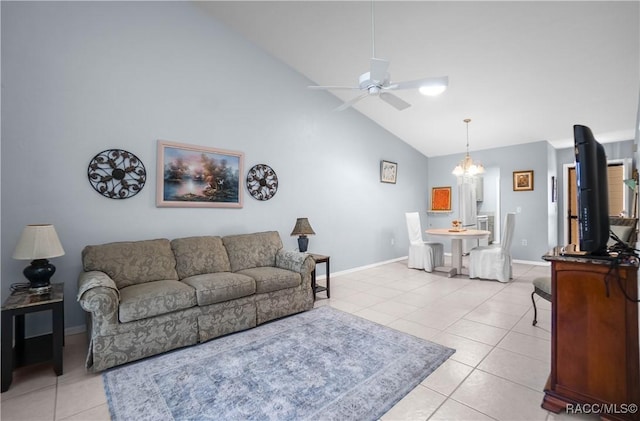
156 140 244 208
431 186 452 211
513 170 534 191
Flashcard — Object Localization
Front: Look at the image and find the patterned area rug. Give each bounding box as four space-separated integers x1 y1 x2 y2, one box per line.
103 306 455 421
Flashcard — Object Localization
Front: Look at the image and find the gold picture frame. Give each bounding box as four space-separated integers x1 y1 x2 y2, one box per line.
431 186 452 211
513 170 534 191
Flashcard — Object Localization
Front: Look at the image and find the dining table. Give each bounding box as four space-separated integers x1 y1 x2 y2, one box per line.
425 228 491 277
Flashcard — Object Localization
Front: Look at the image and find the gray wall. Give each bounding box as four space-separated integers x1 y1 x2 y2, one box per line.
1 2 430 334
429 138 635 261
3 1 635 336
636 91 640 249
428 141 554 262
546 142 558 251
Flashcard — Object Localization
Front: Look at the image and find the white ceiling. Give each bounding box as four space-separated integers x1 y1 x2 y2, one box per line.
198 1 639 157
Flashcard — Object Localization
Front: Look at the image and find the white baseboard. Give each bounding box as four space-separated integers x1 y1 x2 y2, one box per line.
316 254 549 280
65 255 546 334
513 259 550 266
66 325 86 336
313 256 408 280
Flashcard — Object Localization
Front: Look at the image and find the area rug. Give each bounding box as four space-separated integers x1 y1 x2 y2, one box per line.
103 306 455 421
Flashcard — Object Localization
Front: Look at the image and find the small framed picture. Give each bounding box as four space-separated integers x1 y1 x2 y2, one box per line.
431 186 452 211
513 170 534 191
380 160 397 184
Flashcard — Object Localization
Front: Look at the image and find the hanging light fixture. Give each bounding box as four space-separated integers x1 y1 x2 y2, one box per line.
452 118 484 177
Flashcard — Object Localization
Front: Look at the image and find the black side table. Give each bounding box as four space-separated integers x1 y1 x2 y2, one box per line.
308 253 330 300
1 283 64 392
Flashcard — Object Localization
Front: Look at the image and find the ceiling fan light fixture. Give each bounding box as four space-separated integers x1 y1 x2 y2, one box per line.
419 84 447 96
309 2 449 110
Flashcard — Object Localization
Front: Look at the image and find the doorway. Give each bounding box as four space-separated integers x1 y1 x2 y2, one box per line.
566 161 627 246
477 167 501 244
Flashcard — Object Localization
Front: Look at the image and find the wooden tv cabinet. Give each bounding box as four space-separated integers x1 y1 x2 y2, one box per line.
542 250 639 421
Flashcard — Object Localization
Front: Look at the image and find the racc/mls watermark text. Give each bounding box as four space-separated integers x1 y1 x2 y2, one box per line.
566 403 638 415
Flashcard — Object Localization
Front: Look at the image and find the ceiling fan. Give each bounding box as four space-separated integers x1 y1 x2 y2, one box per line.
308 2 449 111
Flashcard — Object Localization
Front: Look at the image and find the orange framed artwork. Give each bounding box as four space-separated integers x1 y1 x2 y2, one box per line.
431 186 452 211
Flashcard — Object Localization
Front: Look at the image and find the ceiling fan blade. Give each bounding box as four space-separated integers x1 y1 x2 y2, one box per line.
379 92 411 110
369 58 390 82
308 85 361 91
386 76 449 91
334 92 369 111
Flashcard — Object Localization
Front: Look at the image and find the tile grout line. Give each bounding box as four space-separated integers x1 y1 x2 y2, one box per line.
421 274 515 420
426 276 552 420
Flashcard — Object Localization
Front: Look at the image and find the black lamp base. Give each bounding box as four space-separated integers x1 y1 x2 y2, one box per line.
297 236 309 253
24 259 55 295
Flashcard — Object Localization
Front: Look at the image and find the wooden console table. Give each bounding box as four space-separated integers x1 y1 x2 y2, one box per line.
542 250 639 421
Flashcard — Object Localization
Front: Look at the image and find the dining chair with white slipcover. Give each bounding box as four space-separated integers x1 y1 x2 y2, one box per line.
469 212 516 282
405 212 444 272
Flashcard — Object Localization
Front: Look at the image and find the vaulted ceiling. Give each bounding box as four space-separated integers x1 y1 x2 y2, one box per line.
199 1 639 157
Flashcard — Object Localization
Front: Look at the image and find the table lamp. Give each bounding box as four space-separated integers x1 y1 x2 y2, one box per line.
290 218 315 252
12 224 65 294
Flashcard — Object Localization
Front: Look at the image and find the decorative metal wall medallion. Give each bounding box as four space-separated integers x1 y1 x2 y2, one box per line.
88 149 146 199
246 164 278 200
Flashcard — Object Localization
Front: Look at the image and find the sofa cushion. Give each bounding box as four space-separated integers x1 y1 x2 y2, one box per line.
237 267 301 294
119 280 197 323
222 231 283 272
82 239 178 289
181 272 256 306
171 236 231 279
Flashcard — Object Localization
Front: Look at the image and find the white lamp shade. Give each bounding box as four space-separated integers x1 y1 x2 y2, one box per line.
452 118 484 177
452 155 484 177
13 224 65 260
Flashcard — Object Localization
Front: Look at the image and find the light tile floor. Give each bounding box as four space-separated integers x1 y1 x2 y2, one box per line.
0 257 602 421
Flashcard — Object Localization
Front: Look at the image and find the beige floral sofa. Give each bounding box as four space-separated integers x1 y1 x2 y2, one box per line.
77 231 315 372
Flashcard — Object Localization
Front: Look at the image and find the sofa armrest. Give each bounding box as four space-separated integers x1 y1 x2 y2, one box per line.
275 250 315 274
77 271 120 332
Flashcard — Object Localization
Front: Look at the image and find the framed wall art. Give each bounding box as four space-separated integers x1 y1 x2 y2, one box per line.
156 140 244 208
246 164 278 201
87 149 146 199
513 170 534 191
380 160 397 184
430 186 452 211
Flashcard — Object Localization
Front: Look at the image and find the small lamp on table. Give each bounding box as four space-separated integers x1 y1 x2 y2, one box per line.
290 218 315 253
12 224 65 294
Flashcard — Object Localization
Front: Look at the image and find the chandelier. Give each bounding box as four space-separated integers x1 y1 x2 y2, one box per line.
452 118 484 177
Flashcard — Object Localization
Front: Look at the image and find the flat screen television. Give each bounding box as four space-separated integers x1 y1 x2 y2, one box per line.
574 124 610 255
